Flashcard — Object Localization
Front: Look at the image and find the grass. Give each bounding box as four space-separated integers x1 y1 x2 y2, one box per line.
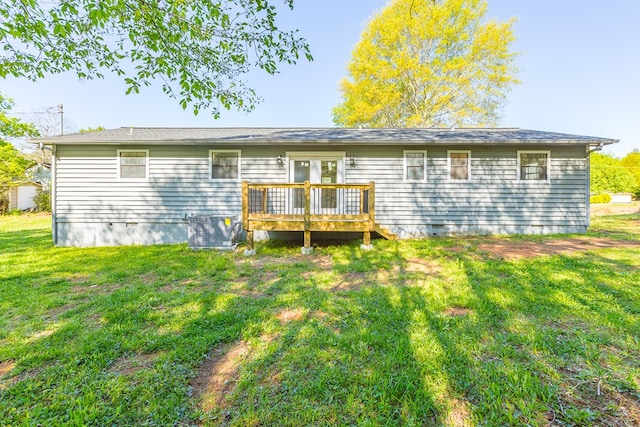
1 213 639 426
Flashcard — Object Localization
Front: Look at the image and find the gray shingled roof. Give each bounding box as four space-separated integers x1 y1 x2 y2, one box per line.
35 127 618 146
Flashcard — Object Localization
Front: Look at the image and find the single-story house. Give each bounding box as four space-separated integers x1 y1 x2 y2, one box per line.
8 182 42 211
38 127 617 247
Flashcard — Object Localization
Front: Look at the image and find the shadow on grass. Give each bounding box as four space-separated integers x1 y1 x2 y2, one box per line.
2 222 639 425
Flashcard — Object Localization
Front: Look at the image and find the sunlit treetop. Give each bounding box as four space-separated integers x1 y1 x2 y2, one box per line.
333 0 519 128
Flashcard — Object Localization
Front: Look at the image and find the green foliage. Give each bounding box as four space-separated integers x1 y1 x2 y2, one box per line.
0 141 34 188
333 0 519 128
1 214 639 425
0 94 39 141
0 93 38 209
33 189 51 212
590 193 611 204
0 0 312 116
590 153 637 194
79 126 106 133
0 191 7 214
620 150 640 198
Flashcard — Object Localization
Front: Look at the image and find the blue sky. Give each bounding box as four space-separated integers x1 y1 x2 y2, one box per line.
3 0 639 157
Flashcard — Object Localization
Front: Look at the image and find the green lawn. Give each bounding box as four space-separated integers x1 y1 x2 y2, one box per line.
1 214 638 426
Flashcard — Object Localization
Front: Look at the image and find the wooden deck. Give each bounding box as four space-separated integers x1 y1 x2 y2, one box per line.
242 181 396 251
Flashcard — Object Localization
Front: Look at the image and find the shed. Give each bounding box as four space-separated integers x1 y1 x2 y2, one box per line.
8 182 42 211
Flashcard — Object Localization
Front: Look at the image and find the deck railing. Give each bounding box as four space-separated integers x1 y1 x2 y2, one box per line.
242 181 375 251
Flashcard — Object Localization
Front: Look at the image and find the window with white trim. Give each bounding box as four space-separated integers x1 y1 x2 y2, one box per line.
448 150 471 180
404 150 427 181
118 150 148 180
518 151 550 181
210 150 240 180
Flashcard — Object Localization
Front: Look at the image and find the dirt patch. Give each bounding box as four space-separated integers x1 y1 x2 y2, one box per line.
276 308 305 324
46 303 82 320
444 307 471 317
192 340 250 411
476 237 640 260
554 378 640 426
591 202 640 216
0 360 16 377
311 255 333 270
330 272 371 291
110 352 164 376
402 258 444 275
70 283 122 296
445 398 473 427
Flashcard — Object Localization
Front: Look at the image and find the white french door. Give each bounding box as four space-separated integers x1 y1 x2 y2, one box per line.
287 152 345 214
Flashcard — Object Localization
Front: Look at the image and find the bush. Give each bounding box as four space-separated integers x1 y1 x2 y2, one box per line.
633 187 640 201
590 193 612 204
0 191 8 215
33 190 51 212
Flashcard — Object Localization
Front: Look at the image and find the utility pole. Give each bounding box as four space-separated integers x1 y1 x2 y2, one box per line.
58 104 64 135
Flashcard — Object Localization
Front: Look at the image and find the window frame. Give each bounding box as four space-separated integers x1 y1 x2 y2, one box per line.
517 150 551 182
117 149 149 181
447 150 471 181
209 149 241 181
403 150 427 182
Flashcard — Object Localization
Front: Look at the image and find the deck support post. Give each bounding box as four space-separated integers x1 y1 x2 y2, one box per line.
301 180 313 254
244 230 256 256
242 180 256 255
361 181 375 250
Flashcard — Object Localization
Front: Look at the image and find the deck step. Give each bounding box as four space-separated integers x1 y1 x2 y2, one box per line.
374 224 398 240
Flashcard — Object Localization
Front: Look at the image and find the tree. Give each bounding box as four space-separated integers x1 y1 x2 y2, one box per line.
620 150 640 185
333 0 518 128
1 93 39 213
1 94 38 186
0 0 312 116
620 149 640 199
590 153 636 194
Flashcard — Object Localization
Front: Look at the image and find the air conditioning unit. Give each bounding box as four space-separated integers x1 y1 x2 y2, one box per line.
188 215 241 250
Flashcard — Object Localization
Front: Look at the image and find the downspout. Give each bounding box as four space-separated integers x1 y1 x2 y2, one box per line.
585 142 604 229
586 148 591 229
51 144 57 245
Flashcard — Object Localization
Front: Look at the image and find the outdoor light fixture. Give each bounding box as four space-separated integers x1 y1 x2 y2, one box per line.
277 154 284 166
350 155 356 167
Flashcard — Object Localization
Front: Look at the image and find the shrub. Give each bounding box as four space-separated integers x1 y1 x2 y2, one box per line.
590 193 612 204
0 191 8 215
33 190 51 212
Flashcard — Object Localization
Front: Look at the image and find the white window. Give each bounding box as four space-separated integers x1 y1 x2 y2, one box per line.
210 150 241 180
117 149 148 180
404 150 427 181
518 151 550 181
448 150 471 181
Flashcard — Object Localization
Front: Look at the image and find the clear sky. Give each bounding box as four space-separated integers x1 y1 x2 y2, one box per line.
3 0 639 157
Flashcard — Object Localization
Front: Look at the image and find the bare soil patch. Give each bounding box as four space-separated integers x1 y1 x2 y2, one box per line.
330 272 372 291
445 398 473 427
276 308 305 324
444 307 471 317
110 352 164 376
590 202 640 216
0 360 16 377
554 379 640 426
401 258 444 275
476 237 640 260
192 340 250 411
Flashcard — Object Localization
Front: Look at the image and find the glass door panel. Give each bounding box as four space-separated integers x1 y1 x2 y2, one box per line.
320 160 337 209
293 160 310 209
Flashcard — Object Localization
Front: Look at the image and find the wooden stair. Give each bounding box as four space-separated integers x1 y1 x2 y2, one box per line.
374 224 398 240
